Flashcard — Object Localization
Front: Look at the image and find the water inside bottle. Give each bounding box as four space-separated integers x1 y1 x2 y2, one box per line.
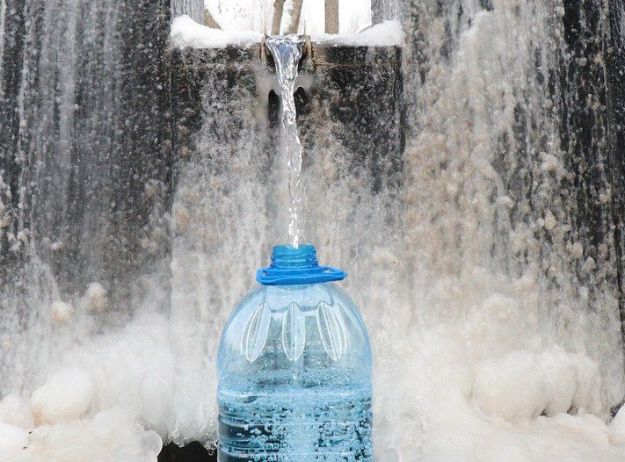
218 379 372 461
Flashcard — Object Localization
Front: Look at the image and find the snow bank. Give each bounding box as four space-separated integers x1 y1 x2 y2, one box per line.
1 408 162 462
31 368 96 425
0 423 28 457
370 324 625 461
170 15 262 49
473 348 602 421
0 315 174 462
170 16 404 50
1 298 623 461
312 20 405 47
610 407 625 447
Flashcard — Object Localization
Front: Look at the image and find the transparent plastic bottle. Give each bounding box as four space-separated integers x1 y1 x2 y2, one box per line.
217 244 373 461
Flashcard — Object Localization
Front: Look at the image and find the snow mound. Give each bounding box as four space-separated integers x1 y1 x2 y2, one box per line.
0 314 174 462
313 20 405 47
3 408 162 462
610 406 625 447
170 15 262 49
170 16 404 50
473 348 602 421
31 368 96 425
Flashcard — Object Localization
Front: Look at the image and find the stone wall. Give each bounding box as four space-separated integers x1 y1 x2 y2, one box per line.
0 0 171 306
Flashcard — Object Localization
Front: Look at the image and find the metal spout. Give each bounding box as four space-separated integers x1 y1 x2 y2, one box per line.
261 35 313 72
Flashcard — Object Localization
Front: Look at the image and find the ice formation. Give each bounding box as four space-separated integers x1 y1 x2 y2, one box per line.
1 0 625 461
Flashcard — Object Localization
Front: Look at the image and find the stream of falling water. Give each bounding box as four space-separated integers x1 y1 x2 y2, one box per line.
265 35 306 248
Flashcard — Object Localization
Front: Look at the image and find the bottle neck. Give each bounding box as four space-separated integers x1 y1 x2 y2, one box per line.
257 244 347 286
270 244 318 269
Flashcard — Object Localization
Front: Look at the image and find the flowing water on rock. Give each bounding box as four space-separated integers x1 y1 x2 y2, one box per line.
0 0 625 461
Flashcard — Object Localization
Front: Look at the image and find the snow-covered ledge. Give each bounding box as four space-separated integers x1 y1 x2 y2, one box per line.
170 15 263 49
169 15 405 49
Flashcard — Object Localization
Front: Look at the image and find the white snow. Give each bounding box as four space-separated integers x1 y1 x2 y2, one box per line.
170 15 262 49
203 0 372 35
170 16 402 51
0 395 33 429
0 423 28 459
31 368 96 425
313 20 405 47
473 348 601 421
0 315 173 461
2 308 624 462
84 282 108 313
1 408 163 462
610 407 625 447
50 301 74 325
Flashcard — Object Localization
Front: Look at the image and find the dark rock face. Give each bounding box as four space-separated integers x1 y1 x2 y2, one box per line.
158 442 215 462
169 46 267 192
2 8 402 310
169 43 404 197
3 0 619 337
400 0 625 352
0 0 171 305
556 0 625 346
606 0 625 349
0 0 28 274
299 45 404 194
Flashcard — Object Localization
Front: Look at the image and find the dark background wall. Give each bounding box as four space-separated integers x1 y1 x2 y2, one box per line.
0 0 172 308
2 1 622 334
379 0 625 362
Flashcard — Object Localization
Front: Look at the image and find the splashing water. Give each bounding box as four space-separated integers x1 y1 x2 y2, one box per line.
1 1 625 462
265 35 306 248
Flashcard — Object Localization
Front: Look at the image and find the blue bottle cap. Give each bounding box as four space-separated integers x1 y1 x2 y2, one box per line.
256 244 347 285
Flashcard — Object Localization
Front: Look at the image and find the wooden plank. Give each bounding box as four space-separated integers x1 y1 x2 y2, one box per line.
272 0 286 34
325 0 339 34
285 0 304 34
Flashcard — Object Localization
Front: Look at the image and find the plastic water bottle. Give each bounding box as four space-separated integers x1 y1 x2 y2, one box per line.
217 244 373 461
